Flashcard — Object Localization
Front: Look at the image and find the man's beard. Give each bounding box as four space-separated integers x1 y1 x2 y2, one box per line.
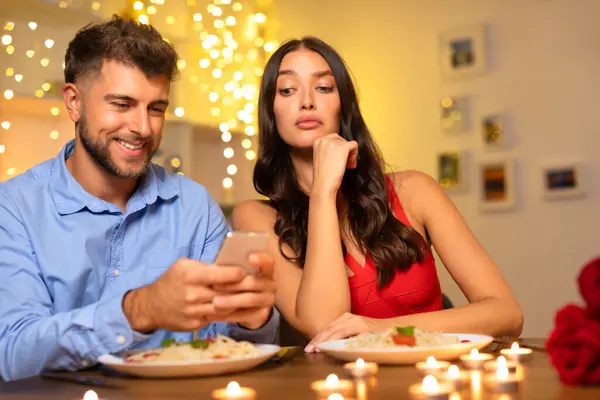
78 113 156 180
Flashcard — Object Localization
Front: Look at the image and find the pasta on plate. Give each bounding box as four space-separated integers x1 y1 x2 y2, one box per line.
125 335 257 363
344 326 461 349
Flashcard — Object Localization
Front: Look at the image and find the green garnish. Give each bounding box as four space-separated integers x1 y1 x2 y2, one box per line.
395 326 415 336
190 339 211 349
161 338 176 347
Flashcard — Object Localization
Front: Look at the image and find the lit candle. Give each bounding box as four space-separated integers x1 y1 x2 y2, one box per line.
442 364 471 391
327 394 345 400
409 375 451 400
310 374 354 398
415 356 451 376
82 390 99 400
500 342 533 363
459 348 493 370
483 364 520 393
343 357 379 378
483 355 518 373
211 381 256 400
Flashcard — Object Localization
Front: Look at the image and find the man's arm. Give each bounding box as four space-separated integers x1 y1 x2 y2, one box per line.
0 193 151 381
198 192 279 344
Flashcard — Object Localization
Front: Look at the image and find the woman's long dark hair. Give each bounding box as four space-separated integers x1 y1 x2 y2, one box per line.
253 37 427 289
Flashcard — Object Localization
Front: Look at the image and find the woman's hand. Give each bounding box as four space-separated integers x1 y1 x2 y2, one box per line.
304 312 383 353
311 133 358 197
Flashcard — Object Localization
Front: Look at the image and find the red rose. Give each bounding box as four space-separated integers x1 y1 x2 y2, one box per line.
545 304 600 386
578 257 600 317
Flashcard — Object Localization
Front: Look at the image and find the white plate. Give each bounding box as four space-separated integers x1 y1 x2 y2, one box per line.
316 333 493 364
97 344 281 378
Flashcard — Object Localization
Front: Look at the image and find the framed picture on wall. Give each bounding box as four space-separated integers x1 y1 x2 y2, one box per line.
439 24 487 81
541 162 585 200
440 96 469 134
477 159 516 211
481 114 509 150
437 151 467 192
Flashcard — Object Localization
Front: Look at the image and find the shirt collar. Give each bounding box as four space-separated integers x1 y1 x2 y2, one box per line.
50 139 179 215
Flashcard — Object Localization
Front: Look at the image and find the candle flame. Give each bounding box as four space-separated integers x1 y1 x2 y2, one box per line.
497 355 507 367
422 375 440 393
448 364 460 379
325 374 339 388
497 364 509 380
356 358 365 368
328 394 344 400
511 342 519 351
470 348 479 358
226 381 242 395
82 390 99 400
426 356 437 366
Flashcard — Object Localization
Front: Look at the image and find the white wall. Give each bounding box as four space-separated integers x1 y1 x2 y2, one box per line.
271 0 600 337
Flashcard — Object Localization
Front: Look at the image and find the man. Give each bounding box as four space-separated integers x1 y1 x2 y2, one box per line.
0 15 278 381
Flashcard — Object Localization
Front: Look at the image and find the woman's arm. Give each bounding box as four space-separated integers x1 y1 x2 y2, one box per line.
231 199 350 338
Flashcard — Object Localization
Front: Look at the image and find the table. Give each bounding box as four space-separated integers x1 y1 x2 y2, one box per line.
1 339 599 399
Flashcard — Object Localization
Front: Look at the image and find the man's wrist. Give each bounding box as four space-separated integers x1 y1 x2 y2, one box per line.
238 307 274 331
122 287 156 333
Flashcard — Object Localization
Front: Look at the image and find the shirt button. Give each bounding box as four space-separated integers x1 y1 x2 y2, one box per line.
116 335 126 345
113 269 120 277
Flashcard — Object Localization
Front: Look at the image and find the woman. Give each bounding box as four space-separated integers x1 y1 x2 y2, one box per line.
231 37 523 351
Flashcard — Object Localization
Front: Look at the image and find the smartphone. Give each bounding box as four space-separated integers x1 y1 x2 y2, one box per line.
214 231 269 274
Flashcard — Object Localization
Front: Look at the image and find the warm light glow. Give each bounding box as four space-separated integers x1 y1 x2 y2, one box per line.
497 364 509 380
218 123 228 133
426 356 437 367
233 71 243 81
6 45 15 55
171 158 181 168
211 6 223 17
511 342 519 351
327 394 344 400
214 20 224 29
1 121 10 130
470 348 480 358
7 168 15 176
174 107 185 117
4 22 15 31
5 68 13 76
35 89 44 98
244 103 254 113
232 2 243 11
49 130 59 140
199 58 210 68
177 60 186 69
91 2 100 11
4 90 14 100
225 381 241 395
224 81 235 92
253 13 267 23
496 355 507 368
45 39 54 49
224 147 234 158
42 83 51 91
264 42 275 52
221 132 232 142
244 126 255 136
227 164 237 175
209 92 219 102
40 58 50 67
325 374 339 388
147 6 157 15
225 16 236 26
59 1 67 8
254 37 265 47
245 150 256 160
447 365 460 379
82 389 99 400
28 22 37 30
138 15 149 25
193 22 203 31
50 107 60 116
0 145 5 153
422 375 440 394
241 139 252 149
26 50 34 58
210 107 220 116
356 358 365 368
441 97 454 108
14 74 23 82
166 16 175 25
133 1 144 10
212 68 223 79
210 49 220 59
2 35 12 45
222 177 233 188
193 13 202 22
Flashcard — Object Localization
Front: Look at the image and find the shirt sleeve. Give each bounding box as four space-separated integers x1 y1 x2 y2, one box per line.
0 192 151 381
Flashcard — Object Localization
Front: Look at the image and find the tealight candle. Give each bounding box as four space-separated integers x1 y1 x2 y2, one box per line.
82 390 99 400
310 374 354 398
500 342 533 363
416 356 451 376
459 348 493 370
442 365 471 391
327 394 345 400
409 375 451 400
344 357 379 378
483 355 518 373
212 381 257 400
483 364 520 393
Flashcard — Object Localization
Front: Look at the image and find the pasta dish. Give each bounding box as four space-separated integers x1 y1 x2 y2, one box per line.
344 326 460 349
125 335 257 363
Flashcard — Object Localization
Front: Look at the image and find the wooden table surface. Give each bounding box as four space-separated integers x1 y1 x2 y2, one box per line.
1 339 599 400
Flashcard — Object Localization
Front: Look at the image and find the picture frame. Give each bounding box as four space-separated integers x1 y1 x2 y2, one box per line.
541 162 585 200
440 96 470 134
439 24 487 81
477 159 516 211
437 151 467 193
481 114 509 151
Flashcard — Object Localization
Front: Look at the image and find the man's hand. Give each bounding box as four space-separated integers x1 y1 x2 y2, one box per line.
209 252 277 330
123 258 246 333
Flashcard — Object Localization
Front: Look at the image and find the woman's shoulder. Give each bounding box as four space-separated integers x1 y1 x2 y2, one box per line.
386 170 441 196
231 198 277 230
